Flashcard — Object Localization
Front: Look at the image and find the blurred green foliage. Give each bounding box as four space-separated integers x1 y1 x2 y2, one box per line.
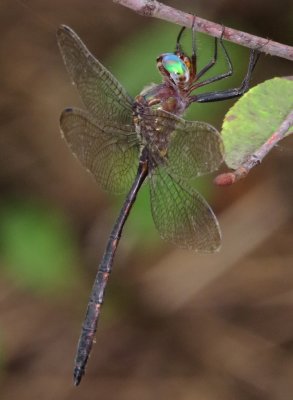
0 198 78 296
0 334 4 375
222 77 293 168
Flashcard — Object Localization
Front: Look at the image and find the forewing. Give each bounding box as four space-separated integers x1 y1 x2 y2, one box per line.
60 108 139 194
149 164 221 251
57 25 134 127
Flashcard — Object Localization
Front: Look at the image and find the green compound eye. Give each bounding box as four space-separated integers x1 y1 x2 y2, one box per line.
162 54 187 76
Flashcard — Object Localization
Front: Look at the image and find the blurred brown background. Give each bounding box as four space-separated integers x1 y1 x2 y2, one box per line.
0 1 292 399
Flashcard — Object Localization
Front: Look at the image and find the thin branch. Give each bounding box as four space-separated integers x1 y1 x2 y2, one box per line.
114 0 293 61
214 110 293 186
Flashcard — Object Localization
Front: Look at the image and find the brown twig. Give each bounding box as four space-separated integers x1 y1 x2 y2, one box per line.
214 110 293 186
113 0 293 61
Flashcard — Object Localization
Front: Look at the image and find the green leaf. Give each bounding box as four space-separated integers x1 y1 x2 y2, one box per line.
222 77 293 169
0 199 78 295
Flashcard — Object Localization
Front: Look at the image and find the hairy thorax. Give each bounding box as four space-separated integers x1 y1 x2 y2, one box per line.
133 83 189 162
135 82 188 116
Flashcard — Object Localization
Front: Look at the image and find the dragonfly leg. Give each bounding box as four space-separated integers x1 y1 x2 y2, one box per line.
189 48 260 103
193 37 219 82
176 17 198 74
188 27 235 93
191 15 197 73
194 25 225 81
175 26 186 53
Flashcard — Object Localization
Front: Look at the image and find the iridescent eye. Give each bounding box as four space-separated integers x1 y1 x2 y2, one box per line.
162 54 187 76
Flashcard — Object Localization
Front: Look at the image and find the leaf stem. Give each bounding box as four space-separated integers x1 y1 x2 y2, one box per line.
214 110 293 186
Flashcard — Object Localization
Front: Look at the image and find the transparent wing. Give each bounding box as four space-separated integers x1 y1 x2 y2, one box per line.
149 164 221 251
57 25 134 127
60 108 139 194
167 119 224 177
139 108 224 177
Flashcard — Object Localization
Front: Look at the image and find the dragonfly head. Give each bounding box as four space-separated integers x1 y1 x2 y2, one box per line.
157 52 192 87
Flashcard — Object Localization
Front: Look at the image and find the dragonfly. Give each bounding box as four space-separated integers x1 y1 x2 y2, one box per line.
57 24 259 385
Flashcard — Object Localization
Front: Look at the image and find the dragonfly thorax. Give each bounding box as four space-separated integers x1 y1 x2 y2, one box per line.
136 82 188 116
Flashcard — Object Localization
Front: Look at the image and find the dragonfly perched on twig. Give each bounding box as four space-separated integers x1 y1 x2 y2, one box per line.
57 23 259 385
